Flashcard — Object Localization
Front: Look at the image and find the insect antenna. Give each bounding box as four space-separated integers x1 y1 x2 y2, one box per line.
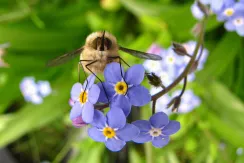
108 56 130 95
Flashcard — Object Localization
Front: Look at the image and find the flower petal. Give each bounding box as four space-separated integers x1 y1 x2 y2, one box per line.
83 74 96 90
125 64 145 85
81 102 94 123
152 136 170 148
111 95 131 117
132 120 151 132
91 109 106 129
162 121 180 135
70 102 83 120
106 107 126 129
224 20 235 31
72 116 87 128
105 138 126 152
104 62 124 83
127 86 151 106
88 84 100 104
237 25 244 36
132 132 152 143
116 124 140 141
149 112 169 128
97 82 115 103
71 83 82 100
88 127 106 142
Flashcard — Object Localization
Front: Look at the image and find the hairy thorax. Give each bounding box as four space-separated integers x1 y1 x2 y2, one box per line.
81 46 119 74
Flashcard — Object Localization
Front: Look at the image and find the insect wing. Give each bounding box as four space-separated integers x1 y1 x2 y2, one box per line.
119 46 162 60
47 47 83 67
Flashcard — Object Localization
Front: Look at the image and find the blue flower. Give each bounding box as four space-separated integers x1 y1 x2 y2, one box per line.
215 1 244 21
20 77 52 105
37 81 52 97
70 74 100 123
224 10 244 36
88 108 139 152
132 112 180 148
97 62 151 116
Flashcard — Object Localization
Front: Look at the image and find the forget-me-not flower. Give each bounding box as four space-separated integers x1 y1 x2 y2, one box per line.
97 62 151 116
132 112 180 148
70 74 100 123
88 108 139 151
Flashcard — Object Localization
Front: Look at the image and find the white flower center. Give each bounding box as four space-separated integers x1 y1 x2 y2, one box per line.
223 8 234 17
149 128 162 137
233 17 244 26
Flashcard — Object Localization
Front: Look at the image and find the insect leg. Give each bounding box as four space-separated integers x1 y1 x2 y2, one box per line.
108 56 130 68
78 60 92 82
108 56 130 95
83 60 110 103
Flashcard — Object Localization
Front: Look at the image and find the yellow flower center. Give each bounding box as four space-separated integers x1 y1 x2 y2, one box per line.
114 81 128 95
79 91 88 104
103 127 116 138
224 8 234 17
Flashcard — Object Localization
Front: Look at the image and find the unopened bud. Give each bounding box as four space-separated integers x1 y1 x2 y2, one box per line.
72 116 87 128
146 72 163 87
197 1 209 17
167 96 181 112
172 42 188 56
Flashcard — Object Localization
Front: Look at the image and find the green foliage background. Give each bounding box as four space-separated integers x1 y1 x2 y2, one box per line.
0 0 243 162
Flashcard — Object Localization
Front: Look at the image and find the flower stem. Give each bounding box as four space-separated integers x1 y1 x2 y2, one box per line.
151 18 206 101
152 99 156 114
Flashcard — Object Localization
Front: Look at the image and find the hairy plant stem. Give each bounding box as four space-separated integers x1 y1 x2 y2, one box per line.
95 18 207 111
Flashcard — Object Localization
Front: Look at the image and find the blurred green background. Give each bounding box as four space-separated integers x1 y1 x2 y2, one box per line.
0 0 244 163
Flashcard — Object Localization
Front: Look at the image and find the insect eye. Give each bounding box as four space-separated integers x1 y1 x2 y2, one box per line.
105 38 112 50
92 37 112 50
91 37 101 49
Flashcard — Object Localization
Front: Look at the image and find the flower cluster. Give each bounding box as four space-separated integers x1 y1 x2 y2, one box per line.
20 77 52 104
69 62 181 151
144 42 208 86
191 0 244 36
144 43 204 114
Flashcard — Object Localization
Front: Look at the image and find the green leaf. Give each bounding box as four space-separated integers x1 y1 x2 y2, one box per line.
120 0 196 39
0 75 72 147
198 32 241 79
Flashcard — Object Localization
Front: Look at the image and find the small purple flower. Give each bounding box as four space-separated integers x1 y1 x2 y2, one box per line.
72 116 87 128
224 10 244 36
97 62 151 116
153 89 201 115
132 112 180 148
20 77 48 104
37 81 52 97
88 108 139 152
70 74 100 123
215 1 244 21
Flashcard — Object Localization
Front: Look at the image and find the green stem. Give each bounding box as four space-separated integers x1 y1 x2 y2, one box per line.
152 19 206 101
